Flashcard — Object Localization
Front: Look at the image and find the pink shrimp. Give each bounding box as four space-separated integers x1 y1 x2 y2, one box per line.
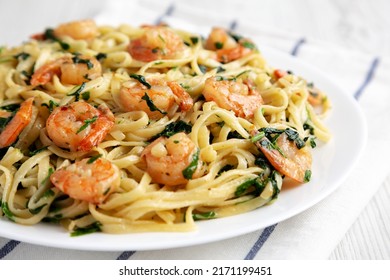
127 26 186 62
0 98 34 148
30 55 101 86
50 157 120 204
119 77 193 119
254 132 312 183
31 19 99 41
202 76 263 118
46 101 114 152
54 19 99 40
141 132 205 186
205 27 255 63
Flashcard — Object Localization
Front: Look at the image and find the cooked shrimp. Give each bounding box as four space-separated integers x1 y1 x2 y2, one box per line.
141 132 205 186
307 86 326 106
119 77 193 119
273 69 325 107
205 27 254 63
50 157 120 204
30 55 102 86
254 132 312 183
54 19 99 40
127 26 186 62
46 101 114 152
0 98 34 148
273 69 288 80
202 76 263 118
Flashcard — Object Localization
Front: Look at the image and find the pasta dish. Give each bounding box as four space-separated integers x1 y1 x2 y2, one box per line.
0 20 331 235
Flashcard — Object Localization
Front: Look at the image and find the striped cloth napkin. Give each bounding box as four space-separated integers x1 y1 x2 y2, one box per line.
1 0 389 260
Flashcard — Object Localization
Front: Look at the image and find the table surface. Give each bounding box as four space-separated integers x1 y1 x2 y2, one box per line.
0 0 389 260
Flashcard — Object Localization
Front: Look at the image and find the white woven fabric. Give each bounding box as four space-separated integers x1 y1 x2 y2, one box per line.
1 0 389 260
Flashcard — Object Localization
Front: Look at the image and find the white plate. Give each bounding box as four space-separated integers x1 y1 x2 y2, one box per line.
0 46 367 251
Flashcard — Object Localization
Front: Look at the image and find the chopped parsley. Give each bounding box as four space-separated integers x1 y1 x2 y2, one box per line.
42 189 55 198
217 164 234 177
72 55 94 69
309 137 317 148
0 103 20 112
182 149 200 179
235 70 251 79
77 116 98 134
303 122 315 135
252 127 306 150
67 82 86 101
227 31 243 42
284 128 306 149
28 146 48 156
180 83 191 90
215 42 224 49
235 176 268 197
193 211 216 221
71 222 102 237
235 178 257 197
304 170 312 182
190 36 199 45
95 52 107 60
43 28 70 50
41 167 54 186
87 154 102 164
29 204 47 215
21 70 32 83
216 66 226 73
81 91 90 101
151 120 192 140
130 74 151 89
14 52 30 60
199 65 207 74
42 214 63 224
241 41 256 50
1 202 14 221
41 100 59 112
103 187 111 196
227 130 245 139
269 171 281 199
254 157 271 170
215 76 227 81
158 34 166 43
142 92 167 115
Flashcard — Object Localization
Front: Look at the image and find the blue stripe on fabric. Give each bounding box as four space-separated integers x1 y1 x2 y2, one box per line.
290 38 306 56
0 240 20 259
244 224 277 260
354 57 380 100
229 20 238 31
155 3 176 25
116 250 136 260
242 37 308 260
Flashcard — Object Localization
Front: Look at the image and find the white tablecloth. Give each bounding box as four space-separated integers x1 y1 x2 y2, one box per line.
1 0 389 260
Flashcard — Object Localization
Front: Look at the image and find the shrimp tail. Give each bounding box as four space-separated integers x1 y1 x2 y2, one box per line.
0 98 34 148
78 117 114 151
78 105 114 151
217 45 251 63
167 81 193 112
30 58 66 86
127 38 157 62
